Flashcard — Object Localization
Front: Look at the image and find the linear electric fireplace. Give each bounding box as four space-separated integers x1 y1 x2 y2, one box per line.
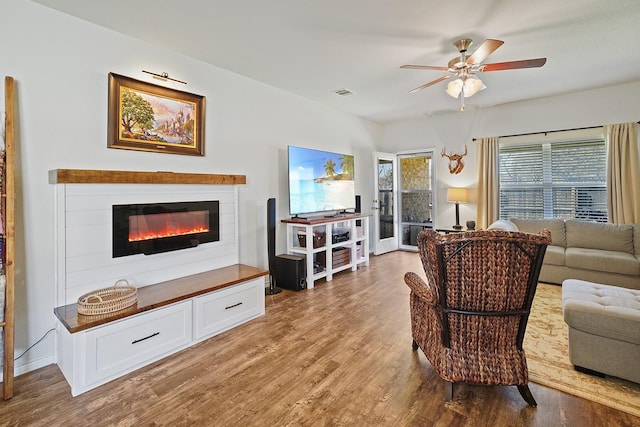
112 201 220 257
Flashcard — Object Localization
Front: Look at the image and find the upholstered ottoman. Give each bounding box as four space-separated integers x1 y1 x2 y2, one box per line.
562 279 640 383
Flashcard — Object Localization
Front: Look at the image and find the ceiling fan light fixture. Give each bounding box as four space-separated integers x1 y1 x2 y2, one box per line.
446 76 485 98
446 79 464 98
401 38 546 112
463 76 485 97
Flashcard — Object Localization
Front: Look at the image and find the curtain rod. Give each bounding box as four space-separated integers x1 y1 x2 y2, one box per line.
472 121 640 142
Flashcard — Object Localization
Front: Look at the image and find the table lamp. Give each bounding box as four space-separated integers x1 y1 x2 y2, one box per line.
447 187 469 230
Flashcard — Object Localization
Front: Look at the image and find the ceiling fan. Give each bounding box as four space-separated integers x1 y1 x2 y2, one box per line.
401 39 546 110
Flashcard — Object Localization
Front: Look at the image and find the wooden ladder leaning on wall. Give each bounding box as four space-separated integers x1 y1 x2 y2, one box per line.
2 76 16 400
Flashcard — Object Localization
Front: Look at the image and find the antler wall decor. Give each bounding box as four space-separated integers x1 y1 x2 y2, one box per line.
441 145 468 174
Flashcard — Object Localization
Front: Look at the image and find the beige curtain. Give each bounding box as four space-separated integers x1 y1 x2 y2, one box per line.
606 122 640 224
475 136 500 229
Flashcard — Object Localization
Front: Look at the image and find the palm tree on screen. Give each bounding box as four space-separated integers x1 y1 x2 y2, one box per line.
324 159 336 179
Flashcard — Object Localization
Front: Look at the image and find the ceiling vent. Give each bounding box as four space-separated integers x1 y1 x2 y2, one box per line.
333 88 355 96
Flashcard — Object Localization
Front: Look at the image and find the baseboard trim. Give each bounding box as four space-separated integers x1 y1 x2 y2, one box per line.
0 357 56 383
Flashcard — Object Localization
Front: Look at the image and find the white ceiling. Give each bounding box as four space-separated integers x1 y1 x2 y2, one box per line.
33 0 640 123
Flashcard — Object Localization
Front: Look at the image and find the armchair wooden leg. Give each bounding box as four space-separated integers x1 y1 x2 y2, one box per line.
412 339 418 350
444 381 453 402
517 384 537 407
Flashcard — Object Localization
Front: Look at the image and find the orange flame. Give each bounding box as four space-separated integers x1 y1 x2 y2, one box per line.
129 226 209 242
128 210 210 243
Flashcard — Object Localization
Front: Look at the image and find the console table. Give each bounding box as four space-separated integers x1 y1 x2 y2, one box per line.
54 264 267 396
282 215 369 288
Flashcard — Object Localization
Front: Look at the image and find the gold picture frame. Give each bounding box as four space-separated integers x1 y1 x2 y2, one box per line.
108 73 205 156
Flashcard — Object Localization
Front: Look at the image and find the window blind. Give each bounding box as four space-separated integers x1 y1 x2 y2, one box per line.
499 139 607 221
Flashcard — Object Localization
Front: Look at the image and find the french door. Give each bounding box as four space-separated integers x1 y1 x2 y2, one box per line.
398 151 434 250
372 152 398 255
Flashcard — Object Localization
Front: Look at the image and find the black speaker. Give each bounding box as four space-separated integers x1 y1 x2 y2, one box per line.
267 198 276 271
355 194 361 213
275 254 306 291
266 198 282 295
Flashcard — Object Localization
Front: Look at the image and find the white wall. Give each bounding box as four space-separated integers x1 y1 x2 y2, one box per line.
0 0 380 376
381 82 640 228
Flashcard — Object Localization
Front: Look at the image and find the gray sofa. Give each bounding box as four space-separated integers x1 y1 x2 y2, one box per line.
509 218 640 290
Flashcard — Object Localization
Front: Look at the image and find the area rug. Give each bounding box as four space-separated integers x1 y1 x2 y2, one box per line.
524 283 640 417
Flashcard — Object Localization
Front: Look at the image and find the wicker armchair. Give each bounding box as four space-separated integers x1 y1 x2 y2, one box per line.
404 228 551 406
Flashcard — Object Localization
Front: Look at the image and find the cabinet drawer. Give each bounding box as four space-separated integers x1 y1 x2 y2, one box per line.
195 278 264 340
84 301 192 384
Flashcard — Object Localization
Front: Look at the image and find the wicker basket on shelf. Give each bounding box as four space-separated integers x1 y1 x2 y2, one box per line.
77 279 137 316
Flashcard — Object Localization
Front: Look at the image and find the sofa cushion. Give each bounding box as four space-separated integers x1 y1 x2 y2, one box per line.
566 247 640 276
566 220 634 254
510 218 566 247
634 224 640 257
544 245 565 266
487 219 519 231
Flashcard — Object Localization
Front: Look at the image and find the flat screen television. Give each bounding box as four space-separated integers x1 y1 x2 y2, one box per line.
288 145 355 216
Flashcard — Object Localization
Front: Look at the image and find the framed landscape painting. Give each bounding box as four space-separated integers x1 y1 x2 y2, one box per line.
107 73 205 156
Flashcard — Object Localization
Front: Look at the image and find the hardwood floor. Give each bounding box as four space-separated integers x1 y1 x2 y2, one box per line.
1 251 638 426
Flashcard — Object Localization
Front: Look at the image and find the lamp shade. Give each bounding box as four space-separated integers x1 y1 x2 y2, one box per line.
445 77 485 98
447 187 469 203
446 79 464 98
463 76 485 97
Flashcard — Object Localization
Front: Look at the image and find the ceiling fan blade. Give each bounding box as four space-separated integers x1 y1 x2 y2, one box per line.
401 64 450 71
466 39 504 65
408 75 451 93
480 58 547 71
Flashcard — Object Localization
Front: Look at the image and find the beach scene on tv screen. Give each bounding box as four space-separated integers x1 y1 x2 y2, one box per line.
289 146 355 215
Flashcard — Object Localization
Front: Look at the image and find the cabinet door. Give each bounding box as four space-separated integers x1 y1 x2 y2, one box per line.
194 278 264 340
84 301 192 386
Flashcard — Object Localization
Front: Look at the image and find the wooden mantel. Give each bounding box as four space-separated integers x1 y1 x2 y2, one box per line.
48 169 246 185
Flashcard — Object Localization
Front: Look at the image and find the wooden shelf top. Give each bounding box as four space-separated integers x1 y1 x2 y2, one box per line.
54 264 268 334
281 213 364 225
49 169 246 185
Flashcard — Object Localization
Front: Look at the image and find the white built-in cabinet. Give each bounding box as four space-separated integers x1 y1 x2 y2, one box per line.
55 270 265 396
49 169 263 397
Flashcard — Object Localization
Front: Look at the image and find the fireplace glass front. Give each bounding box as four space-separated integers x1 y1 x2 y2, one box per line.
112 201 220 257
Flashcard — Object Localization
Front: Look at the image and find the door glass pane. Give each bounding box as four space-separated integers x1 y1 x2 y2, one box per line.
399 154 433 247
377 159 394 239
400 156 431 190
400 191 432 224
